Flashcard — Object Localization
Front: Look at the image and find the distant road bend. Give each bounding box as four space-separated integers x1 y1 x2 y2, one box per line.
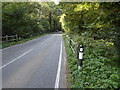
2 34 67 88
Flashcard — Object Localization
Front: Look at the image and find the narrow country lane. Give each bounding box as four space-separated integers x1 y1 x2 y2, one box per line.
2 34 67 88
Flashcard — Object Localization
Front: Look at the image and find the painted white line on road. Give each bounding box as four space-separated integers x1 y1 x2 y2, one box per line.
0 49 33 69
54 38 62 88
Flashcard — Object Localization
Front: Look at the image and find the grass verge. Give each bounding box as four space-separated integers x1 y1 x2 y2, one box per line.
0 33 48 49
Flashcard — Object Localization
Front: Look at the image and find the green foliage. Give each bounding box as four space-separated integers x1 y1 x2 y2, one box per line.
61 3 119 88
2 33 48 49
59 2 120 57
2 2 61 38
63 34 120 88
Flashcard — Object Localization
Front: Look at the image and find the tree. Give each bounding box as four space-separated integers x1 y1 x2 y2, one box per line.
59 2 120 58
2 2 61 38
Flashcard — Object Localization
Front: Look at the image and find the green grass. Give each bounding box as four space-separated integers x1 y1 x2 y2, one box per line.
63 33 120 89
1 33 48 49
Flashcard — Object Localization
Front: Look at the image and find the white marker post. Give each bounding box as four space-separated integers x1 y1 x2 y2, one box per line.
78 45 84 69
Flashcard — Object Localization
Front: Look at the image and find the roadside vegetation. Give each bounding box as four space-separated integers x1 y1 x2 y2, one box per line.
2 2 61 48
1 33 48 49
60 2 120 89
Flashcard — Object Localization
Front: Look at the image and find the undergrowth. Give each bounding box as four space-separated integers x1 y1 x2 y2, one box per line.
1 33 48 49
63 32 120 89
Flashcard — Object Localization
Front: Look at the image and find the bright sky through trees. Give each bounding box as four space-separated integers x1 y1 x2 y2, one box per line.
51 0 60 4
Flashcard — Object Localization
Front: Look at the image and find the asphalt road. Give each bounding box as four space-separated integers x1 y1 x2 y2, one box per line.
1 34 67 88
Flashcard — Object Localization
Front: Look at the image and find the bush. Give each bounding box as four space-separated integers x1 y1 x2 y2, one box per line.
63 33 120 89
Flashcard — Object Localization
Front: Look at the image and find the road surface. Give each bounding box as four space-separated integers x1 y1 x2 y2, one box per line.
1 34 67 88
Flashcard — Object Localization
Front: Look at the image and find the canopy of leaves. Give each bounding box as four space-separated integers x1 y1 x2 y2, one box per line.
59 2 120 57
2 2 61 38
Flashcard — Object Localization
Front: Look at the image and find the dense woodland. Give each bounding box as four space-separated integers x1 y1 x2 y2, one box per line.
2 2 61 38
60 2 120 88
2 2 120 88
59 2 120 58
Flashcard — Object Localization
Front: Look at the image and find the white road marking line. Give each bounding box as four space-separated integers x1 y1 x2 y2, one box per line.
0 49 33 70
54 38 62 88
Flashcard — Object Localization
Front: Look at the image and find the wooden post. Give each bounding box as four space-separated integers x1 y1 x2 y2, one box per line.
16 34 18 42
69 38 71 47
6 35 8 42
75 43 79 59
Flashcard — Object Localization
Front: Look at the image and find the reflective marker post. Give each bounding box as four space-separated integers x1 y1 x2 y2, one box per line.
78 45 84 69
